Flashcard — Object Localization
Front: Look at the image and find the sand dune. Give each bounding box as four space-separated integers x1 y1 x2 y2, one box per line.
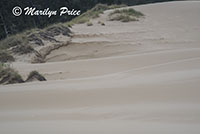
1 1 200 134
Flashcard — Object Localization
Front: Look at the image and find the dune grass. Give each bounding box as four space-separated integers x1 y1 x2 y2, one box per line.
0 33 28 50
0 64 47 85
26 70 46 82
66 4 126 26
0 23 71 62
109 8 144 22
0 3 125 63
0 3 125 53
0 63 24 84
0 51 15 63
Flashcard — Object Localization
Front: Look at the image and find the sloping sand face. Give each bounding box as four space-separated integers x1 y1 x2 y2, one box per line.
1 1 200 134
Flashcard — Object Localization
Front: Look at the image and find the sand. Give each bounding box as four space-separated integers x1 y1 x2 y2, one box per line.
0 1 200 133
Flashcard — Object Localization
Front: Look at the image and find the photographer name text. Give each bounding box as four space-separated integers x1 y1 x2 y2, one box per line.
12 6 81 17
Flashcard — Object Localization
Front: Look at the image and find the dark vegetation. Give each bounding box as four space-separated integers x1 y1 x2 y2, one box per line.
0 51 15 62
12 45 34 54
0 63 46 85
0 63 24 84
26 70 46 82
0 0 176 40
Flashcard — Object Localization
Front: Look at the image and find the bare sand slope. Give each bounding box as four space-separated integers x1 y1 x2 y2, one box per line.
1 1 200 134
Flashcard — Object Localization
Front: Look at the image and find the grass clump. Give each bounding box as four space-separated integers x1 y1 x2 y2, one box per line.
0 51 15 63
110 14 138 22
98 21 105 26
0 63 24 85
26 70 46 82
109 8 144 22
110 8 144 17
87 22 93 26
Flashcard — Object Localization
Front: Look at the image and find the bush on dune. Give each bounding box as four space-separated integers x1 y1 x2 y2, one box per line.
0 63 24 85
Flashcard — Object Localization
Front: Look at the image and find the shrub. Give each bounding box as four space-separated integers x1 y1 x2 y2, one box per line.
26 70 46 82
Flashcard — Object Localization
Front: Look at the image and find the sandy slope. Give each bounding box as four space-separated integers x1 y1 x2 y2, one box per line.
1 1 200 134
